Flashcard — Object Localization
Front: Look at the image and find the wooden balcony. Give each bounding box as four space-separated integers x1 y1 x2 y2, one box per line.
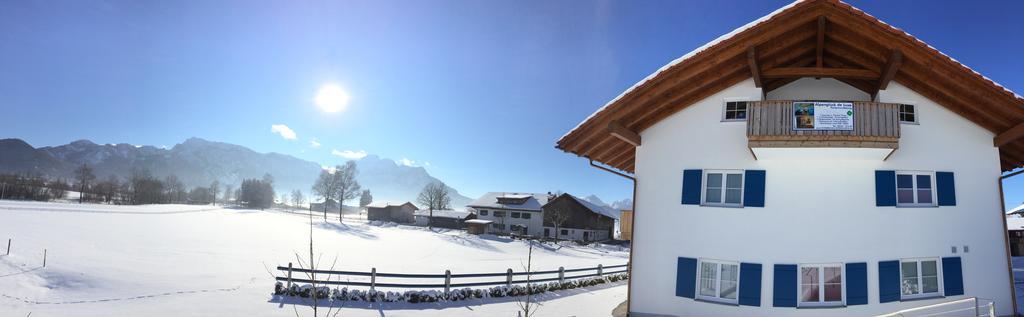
746 100 901 150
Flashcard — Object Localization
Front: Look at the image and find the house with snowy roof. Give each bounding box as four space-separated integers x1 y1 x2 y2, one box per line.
556 0 1022 315
366 201 417 223
467 192 551 236
541 193 618 242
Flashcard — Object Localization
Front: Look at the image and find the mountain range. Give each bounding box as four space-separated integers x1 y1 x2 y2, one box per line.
0 137 473 207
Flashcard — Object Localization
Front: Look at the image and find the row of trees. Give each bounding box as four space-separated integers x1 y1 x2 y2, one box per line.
311 161 362 221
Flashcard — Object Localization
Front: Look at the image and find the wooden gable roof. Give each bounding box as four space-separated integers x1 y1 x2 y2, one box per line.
556 0 1024 173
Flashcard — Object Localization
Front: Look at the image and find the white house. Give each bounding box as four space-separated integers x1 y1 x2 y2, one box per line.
556 0 1022 316
467 192 550 236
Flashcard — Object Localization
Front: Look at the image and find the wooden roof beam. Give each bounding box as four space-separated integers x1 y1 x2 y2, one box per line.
747 47 763 88
816 16 826 70
995 122 1024 147
873 49 903 100
762 67 879 80
608 121 641 147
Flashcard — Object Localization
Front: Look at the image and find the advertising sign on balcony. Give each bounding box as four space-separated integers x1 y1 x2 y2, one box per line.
793 101 854 131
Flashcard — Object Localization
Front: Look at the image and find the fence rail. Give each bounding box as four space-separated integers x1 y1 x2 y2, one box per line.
275 263 628 292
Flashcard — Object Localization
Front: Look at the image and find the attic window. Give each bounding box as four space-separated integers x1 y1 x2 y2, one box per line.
898 104 917 124
723 101 748 121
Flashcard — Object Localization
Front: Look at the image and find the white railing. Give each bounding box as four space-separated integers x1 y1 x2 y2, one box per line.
874 297 995 317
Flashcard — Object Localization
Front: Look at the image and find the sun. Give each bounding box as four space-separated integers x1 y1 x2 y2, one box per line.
314 84 350 113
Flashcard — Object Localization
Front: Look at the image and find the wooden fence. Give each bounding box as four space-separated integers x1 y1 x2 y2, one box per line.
276 262 628 293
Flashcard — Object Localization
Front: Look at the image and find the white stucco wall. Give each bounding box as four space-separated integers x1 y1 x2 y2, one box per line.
472 208 544 236
629 78 1013 316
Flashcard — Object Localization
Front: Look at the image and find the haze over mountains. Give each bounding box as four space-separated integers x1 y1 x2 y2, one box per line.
0 137 473 207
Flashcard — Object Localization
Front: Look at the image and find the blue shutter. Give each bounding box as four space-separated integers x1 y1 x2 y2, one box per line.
876 170 897 206
676 257 697 298
846 262 868 305
681 170 702 205
743 170 766 207
878 260 901 303
936 172 956 206
739 263 762 306
772 264 797 307
942 257 964 296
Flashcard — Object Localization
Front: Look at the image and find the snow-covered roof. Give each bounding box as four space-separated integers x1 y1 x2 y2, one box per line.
1007 203 1024 215
1008 216 1024 230
467 192 552 211
414 209 471 219
465 219 494 225
564 195 620 220
366 201 417 209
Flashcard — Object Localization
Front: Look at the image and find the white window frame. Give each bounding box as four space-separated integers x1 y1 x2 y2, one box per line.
695 258 741 305
899 257 943 300
721 98 753 122
895 171 937 207
797 263 845 308
702 169 744 207
897 103 919 124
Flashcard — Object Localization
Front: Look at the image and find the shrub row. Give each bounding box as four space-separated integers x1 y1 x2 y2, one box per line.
273 272 628 303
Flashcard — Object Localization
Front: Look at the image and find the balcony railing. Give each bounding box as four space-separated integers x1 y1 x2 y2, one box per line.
746 100 901 149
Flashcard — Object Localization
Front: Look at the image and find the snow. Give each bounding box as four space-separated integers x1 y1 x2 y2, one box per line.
1008 216 1024 230
413 209 471 219
467 192 551 211
1008 203 1024 215
569 195 621 220
0 200 628 316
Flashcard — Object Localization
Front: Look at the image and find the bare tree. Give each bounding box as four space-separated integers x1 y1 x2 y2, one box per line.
291 190 306 210
223 184 234 205
210 180 220 205
358 189 372 209
332 161 361 223
547 208 570 242
74 163 96 203
312 170 338 221
417 181 451 230
516 239 541 317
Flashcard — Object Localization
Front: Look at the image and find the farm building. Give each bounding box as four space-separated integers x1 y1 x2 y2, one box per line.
413 209 475 229
556 0 1022 316
467 192 551 236
541 193 617 242
366 201 417 224
465 219 493 235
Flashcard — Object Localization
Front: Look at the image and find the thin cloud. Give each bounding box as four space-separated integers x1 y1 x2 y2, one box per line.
332 149 368 160
399 158 418 167
271 124 297 140
309 139 321 148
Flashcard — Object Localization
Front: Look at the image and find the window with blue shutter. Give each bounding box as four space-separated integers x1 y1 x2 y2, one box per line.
846 262 868 305
876 170 896 206
676 257 698 298
743 170 766 207
682 170 702 205
942 257 964 296
936 172 956 206
738 263 762 306
878 260 900 303
772 264 797 307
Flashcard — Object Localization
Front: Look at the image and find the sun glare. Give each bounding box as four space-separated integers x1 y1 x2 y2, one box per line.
315 84 350 113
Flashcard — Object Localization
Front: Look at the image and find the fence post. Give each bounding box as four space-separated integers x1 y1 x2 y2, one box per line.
444 269 451 293
5 238 9 255
286 262 293 289
558 266 565 283
506 268 513 287
597 264 603 277
371 267 377 292
43 249 47 267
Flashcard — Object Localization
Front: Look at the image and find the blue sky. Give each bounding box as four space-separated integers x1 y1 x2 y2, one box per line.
1 0 1022 205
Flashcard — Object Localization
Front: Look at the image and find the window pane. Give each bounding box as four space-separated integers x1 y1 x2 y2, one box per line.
901 262 918 279
921 261 937 276
904 113 915 122
726 103 737 111
897 189 915 204
824 284 842 302
721 264 738 282
916 175 932 189
721 280 738 299
801 285 820 302
706 188 722 203
801 267 819 284
736 110 747 119
897 174 913 189
922 276 939 293
725 189 742 204
825 267 842 284
707 173 723 188
699 262 717 297
725 174 742 189
917 189 933 204
902 278 920 295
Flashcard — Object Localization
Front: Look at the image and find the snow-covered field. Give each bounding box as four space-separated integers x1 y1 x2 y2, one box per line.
0 200 629 316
